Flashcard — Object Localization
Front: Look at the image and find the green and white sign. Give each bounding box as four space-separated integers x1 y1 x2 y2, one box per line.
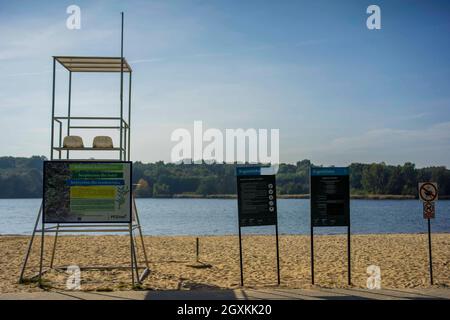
43 161 132 223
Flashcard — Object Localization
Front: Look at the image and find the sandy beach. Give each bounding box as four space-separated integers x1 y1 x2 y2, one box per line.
0 234 448 293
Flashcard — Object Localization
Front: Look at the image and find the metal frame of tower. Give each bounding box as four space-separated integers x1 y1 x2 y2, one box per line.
19 13 150 288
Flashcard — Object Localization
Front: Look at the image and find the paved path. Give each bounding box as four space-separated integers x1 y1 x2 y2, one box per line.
1 287 449 300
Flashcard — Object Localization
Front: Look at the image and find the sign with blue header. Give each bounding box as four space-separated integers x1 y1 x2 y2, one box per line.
236 166 277 227
310 166 350 227
235 166 281 286
236 166 262 176
311 167 349 176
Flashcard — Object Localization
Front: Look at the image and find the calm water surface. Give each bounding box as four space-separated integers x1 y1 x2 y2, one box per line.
0 198 448 235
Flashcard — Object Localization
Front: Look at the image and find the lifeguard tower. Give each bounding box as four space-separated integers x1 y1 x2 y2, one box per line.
19 13 149 287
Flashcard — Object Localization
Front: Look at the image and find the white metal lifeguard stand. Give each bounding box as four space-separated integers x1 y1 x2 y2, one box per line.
19 13 150 288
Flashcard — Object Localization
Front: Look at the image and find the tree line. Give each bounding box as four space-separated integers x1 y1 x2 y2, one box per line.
0 156 449 198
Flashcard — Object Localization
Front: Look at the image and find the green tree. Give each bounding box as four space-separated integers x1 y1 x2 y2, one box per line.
196 177 218 196
153 183 171 197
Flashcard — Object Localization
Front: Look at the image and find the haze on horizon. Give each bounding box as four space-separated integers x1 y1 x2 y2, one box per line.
0 0 450 168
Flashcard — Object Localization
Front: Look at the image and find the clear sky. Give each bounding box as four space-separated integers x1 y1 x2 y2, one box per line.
0 0 449 167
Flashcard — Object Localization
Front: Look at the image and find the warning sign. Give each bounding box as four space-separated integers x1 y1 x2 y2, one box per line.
423 201 435 219
419 182 438 202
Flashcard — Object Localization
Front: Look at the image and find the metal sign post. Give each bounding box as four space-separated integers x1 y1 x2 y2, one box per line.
419 182 438 286
310 166 351 286
427 218 433 285
236 166 280 287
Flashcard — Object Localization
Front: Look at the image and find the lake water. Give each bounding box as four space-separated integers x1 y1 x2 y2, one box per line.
0 199 449 235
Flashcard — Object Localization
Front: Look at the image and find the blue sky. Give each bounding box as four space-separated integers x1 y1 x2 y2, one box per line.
0 0 449 167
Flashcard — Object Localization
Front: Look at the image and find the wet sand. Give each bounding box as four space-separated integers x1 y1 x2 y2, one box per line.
0 234 448 292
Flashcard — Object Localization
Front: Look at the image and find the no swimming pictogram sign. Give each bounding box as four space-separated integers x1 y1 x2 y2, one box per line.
419 182 438 202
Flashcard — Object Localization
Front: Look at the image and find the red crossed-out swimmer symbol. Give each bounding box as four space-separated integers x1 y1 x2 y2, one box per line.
419 183 437 202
